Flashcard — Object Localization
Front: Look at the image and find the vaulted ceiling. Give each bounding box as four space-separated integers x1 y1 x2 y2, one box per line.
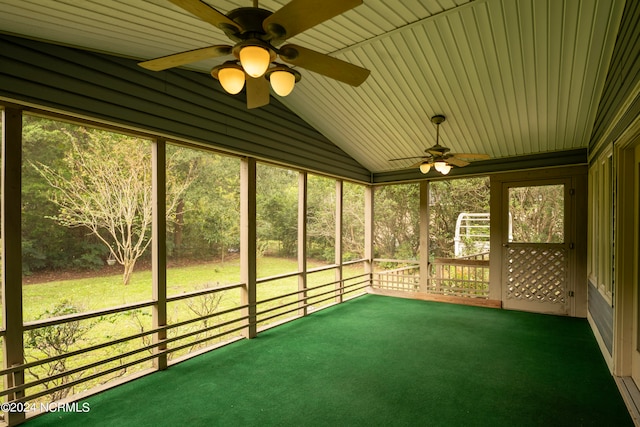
0 0 627 173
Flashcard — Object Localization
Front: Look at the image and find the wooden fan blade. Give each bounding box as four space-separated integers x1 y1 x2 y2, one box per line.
246 76 270 109
264 0 362 41
169 0 241 33
139 45 232 71
279 44 370 86
451 153 490 160
388 156 427 161
446 157 470 167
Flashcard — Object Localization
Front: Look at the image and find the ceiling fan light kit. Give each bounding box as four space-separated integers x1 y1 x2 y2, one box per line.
211 61 245 94
266 65 301 96
140 0 370 108
419 162 431 174
239 46 271 77
389 114 490 175
433 161 451 175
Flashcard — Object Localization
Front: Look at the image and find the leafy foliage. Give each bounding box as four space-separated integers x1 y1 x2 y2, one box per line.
22 116 108 274
21 116 564 280
166 145 240 261
307 174 336 262
509 185 564 243
28 119 193 284
429 177 491 260
257 164 298 257
25 300 92 401
374 183 420 259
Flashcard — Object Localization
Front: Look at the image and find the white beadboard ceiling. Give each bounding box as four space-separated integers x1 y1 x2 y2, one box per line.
0 0 626 173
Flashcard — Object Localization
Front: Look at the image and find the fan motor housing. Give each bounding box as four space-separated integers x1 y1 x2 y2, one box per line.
227 8 273 37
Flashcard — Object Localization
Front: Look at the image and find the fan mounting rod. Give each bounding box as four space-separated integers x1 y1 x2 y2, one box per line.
431 114 446 147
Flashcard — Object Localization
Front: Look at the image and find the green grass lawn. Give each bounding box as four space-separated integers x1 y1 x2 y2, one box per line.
22 257 347 321
8 257 366 405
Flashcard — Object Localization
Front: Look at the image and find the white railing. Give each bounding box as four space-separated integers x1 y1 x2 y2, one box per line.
428 257 489 298
372 255 490 299
371 264 420 292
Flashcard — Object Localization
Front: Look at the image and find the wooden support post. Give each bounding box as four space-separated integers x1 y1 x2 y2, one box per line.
489 177 502 301
2 107 26 425
335 180 343 302
298 172 307 315
241 158 257 338
419 181 430 292
152 139 167 370
364 186 374 281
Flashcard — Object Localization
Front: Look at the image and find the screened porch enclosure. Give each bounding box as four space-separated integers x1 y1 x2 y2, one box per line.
1 5 637 420
1 105 589 425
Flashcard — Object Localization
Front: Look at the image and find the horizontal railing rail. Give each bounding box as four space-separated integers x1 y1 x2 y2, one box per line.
166 282 245 302
257 280 369 326
0 272 369 410
456 251 490 261
23 300 156 331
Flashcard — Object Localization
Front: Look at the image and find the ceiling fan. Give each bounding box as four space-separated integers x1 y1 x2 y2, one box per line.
389 115 490 175
138 0 371 108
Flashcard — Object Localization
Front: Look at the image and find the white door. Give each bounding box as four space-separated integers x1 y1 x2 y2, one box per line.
502 179 572 315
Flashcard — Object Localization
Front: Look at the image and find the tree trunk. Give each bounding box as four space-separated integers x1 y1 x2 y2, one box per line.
173 198 185 256
122 258 137 285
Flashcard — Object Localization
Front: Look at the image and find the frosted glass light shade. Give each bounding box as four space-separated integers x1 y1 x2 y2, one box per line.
239 46 271 78
218 67 245 94
419 162 431 174
434 161 451 175
270 70 296 96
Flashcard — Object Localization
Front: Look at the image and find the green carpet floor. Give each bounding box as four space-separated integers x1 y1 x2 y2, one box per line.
25 295 633 426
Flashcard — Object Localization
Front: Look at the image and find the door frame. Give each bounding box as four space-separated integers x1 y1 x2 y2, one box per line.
489 166 588 317
613 115 640 378
501 178 573 315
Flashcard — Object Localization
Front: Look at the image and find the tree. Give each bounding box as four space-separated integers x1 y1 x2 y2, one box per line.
508 184 564 243
374 183 420 259
307 174 336 262
22 116 106 273
429 177 490 259
342 182 365 260
166 147 240 261
256 165 298 257
34 127 194 285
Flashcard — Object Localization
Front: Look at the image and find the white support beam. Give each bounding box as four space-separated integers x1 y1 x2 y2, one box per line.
364 186 374 278
152 139 167 370
298 172 307 315
241 158 257 338
2 107 25 425
489 177 502 301
335 180 343 302
419 181 430 291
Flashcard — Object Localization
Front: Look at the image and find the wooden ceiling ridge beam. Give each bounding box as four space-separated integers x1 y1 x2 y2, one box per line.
328 0 486 56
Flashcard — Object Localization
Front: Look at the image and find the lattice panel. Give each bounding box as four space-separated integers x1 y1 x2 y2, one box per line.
505 246 567 304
